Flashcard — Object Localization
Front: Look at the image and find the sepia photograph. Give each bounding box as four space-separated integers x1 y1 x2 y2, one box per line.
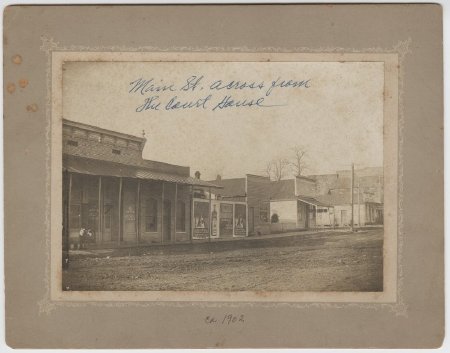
5 2 447 349
4 3 445 349
54 52 397 298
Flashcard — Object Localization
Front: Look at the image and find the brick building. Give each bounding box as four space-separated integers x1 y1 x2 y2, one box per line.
62 119 221 250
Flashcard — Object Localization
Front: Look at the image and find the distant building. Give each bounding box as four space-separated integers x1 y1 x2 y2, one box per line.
269 177 331 232
211 174 332 235
310 167 384 227
192 176 248 239
212 167 384 234
209 175 271 236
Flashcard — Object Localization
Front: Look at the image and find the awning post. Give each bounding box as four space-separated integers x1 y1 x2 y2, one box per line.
161 181 165 244
136 179 141 244
174 183 177 244
190 185 194 244
118 177 123 246
208 187 212 242
98 176 102 243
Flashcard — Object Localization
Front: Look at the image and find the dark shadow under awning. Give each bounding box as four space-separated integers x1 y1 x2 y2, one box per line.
63 155 222 188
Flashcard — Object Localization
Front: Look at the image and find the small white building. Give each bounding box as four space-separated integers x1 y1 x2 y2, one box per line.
268 177 333 231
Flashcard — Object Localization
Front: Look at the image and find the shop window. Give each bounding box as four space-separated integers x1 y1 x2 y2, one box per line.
82 176 99 203
69 204 81 229
70 175 82 204
145 198 158 232
220 203 233 236
176 200 186 232
103 182 113 205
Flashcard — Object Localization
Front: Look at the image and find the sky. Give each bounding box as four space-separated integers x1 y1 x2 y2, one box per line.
63 60 384 180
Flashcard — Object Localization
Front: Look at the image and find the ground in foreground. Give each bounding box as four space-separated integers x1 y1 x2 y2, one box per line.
63 228 383 292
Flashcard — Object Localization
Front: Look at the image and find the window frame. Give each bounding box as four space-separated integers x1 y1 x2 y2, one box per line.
144 197 158 233
176 199 186 232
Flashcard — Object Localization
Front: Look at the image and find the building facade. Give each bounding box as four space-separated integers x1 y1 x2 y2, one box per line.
212 167 384 234
312 167 384 227
211 174 331 235
62 120 242 251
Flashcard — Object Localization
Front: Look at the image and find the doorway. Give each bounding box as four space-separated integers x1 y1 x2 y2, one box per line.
248 207 255 235
341 209 348 226
163 199 171 243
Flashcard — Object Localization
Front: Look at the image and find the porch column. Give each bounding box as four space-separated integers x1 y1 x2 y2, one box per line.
208 187 212 242
315 205 317 230
136 179 141 244
68 172 73 230
190 185 194 244
63 172 72 268
98 176 102 243
118 177 123 246
327 207 332 229
174 183 178 244
161 181 164 244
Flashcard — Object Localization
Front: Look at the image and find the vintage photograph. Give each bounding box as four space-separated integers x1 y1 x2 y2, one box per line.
4 3 445 349
57 53 393 295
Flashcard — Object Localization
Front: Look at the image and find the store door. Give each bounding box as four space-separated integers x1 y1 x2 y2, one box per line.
163 199 171 243
123 181 137 242
102 204 113 242
341 210 348 226
248 207 255 235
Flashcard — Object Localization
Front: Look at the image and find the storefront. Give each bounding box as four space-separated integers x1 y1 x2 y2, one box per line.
63 160 223 249
62 119 223 250
191 199 248 240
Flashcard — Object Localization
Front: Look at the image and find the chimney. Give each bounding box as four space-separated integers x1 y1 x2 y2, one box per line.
195 171 201 180
216 174 222 181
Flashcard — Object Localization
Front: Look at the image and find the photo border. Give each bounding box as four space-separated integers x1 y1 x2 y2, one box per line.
40 38 407 315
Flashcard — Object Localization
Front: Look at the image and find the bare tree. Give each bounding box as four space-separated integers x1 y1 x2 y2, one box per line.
271 158 290 181
290 145 308 176
264 161 273 180
263 146 308 180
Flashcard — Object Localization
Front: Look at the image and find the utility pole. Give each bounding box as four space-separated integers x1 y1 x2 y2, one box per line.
358 178 361 228
351 163 354 232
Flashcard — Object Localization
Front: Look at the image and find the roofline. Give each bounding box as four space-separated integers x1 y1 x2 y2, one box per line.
63 119 146 144
323 201 380 206
295 175 316 183
246 174 270 179
269 198 298 202
63 154 222 188
206 177 246 182
270 179 295 184
142 158 190 172
297 198 331 207
219 194 247 199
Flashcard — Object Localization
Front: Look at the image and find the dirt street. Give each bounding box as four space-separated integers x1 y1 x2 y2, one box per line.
63 228 383 292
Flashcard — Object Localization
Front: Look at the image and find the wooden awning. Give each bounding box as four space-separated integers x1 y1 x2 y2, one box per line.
63 155 222 188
